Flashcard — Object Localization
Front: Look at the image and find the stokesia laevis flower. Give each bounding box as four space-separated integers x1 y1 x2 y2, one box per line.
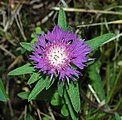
30 26 91 84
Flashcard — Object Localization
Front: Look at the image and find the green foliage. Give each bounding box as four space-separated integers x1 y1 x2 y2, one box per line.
43 117 50 120
27 75 56 101
58 81 64 97
18 91 30 99
45 76 56 90
18 87 56 101
27 72 41 85
58 7 67 30
88 60 106 101
86 33 115 50
28 77 47 101
66 82 80 113
20 42 34 52
26 114 34 120
35 27 42 35
51 91 63 106
64 89 78 120
20 27 42 52
114 112 122 120
0 79 8 102
8 63 35 76
61 104 69 117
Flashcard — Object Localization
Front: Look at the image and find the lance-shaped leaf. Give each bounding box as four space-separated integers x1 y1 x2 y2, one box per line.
27 72 41 85
64 89 78 120
114 112 122 120
86 33 115 50
66 82 80 113
0 79 8 102
18 91 30 99
20 42 34 52
45 76 56 90
58 81 64 97
8 63 35 76
28 78 46 101
58 7 67 30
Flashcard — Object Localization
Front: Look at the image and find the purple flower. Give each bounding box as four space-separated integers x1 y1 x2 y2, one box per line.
30 26 91 83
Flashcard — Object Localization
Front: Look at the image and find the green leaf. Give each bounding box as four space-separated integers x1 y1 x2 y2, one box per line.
86 33 115 50
45 76 56 90
58 7 67 30
114 112 122 120
43 117 50 120
28 78 46 101
0 79 8 102
58 81 64 97
8 63 35 76
51 91 63 106
35 27 41 35
88 60 106 101
64 89 78 120
27 73 41 85
61 104 69 117
26 113 34 120
20 42 34 52
17 91 30 99
31 33 38 43
66 82 80 113
18 87 56 101
31 27 44 43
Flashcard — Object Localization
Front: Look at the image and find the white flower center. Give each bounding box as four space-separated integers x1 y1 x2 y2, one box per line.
47 45 68 67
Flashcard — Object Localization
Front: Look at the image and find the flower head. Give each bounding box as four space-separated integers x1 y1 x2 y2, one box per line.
30 26 91 83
